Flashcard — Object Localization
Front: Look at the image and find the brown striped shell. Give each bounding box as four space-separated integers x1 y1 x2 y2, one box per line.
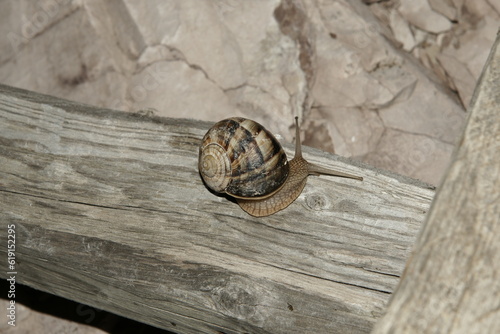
198 118 289 198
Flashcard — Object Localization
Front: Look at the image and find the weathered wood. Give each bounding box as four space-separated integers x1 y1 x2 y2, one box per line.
0 83 434 333
372 31 500 333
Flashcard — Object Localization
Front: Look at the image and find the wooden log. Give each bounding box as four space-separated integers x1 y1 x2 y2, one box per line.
372 31 500 333
0 83 434 333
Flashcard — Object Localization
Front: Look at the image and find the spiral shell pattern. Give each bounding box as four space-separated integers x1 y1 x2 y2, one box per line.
198 143 231 192
198 117 289 198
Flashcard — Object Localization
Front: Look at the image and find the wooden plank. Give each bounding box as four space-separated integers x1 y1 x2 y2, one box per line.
0 83 434 333
372 30 500 333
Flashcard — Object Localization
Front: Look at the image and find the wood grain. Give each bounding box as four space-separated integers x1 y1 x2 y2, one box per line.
372 30 500 334
0 83 434 333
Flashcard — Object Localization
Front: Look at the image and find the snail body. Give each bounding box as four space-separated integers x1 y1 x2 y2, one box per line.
198 117 363 217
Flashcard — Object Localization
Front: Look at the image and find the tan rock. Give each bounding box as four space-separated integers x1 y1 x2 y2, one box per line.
0 1 78 63
129 60 239 120
126 0 247 90
389 9 416 51
377 71 466 144
363 129 455 185
438 15 498 106
305 0 464 184
0 0 480 187
428 0 458 21
306 106 385 159
398 0 452 34
0 6 129 107
0 298 107 334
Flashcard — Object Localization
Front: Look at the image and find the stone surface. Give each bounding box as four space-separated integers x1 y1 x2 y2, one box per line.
389 9 416 51
428 0 458 21
0 0 480 186
398 0 452 34
363 128 456 185
303 0 466 184
0 298 107 334
438 14 498 106
371 0 498 107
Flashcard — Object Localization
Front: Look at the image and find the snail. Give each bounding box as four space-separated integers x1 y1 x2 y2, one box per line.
198 117 363 217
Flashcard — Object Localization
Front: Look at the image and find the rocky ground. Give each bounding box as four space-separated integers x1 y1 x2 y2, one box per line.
0 0 498 333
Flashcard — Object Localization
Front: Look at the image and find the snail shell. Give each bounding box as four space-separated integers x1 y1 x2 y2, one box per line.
199 117 363 217
199 117 289 198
